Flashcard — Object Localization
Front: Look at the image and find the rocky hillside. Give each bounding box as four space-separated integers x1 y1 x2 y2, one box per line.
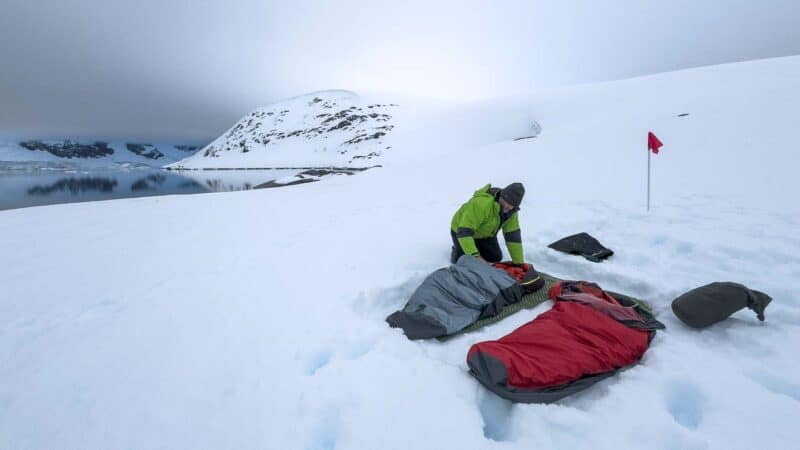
0 140 199 168
167 90 396 169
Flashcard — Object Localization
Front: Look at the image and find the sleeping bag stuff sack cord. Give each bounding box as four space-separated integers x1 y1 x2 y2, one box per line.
467 281 664 403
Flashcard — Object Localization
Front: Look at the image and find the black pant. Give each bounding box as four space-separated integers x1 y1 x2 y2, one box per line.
450 231 502 263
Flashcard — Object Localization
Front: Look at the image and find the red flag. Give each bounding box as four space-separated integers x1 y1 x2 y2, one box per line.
648 132 663 154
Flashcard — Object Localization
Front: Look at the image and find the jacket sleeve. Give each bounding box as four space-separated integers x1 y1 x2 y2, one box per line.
454 200 485 257
502 212 524 264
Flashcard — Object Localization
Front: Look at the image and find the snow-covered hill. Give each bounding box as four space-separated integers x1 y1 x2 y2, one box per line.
0 140 199 169
1 56 799 450
167 90 397 169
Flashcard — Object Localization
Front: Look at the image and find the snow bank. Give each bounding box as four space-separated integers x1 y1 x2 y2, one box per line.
1 56 799 449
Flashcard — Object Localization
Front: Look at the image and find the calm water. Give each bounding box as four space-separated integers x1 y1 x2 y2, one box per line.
0 168 299 211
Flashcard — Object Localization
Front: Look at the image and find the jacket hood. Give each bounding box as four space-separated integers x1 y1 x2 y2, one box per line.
473 184 500 199
474 184 520 217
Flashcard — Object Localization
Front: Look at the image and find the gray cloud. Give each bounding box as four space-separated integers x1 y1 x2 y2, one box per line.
2 0 799 143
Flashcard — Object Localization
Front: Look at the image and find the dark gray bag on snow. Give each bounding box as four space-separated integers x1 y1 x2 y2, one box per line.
548 232 613 262
671 282 772 328
386 256 522 339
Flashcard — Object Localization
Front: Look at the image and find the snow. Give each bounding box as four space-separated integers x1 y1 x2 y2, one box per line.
1 56 800 449
167 90 398 169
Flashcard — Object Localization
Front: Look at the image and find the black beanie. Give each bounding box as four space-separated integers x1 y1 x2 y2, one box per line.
500 182 525 207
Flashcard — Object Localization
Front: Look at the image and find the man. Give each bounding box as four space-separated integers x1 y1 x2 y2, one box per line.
450 182 525 264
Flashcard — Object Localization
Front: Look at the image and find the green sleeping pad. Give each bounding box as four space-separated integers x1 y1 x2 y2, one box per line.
437 272 652 341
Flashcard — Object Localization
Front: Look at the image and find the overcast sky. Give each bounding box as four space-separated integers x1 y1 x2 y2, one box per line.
2 0 799 143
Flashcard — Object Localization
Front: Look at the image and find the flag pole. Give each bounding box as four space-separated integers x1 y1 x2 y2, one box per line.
647 142 651 211
646 131 662 211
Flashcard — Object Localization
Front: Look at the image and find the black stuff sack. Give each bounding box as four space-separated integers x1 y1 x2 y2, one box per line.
547 232 613 262
671 282 772 328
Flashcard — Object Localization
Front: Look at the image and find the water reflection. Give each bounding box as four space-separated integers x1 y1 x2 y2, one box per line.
178 169 300 192
0 168 300 210
131 174 167 191
27 177 118 195
178 180 204 189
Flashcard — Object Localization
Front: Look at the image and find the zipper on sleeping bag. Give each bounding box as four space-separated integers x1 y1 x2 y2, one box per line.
521 275 541 286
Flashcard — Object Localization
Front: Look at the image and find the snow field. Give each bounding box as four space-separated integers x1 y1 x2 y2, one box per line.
1 56 800 449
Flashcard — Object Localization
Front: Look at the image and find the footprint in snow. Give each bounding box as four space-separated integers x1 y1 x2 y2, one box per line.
664 380 706 430
672 240 695 256
351 275 424 317
660 432 710 450
75 299 123 323
306 350 332 376
748 372 800 402
477 390 514 442
306 407 340 450
305 339 376 376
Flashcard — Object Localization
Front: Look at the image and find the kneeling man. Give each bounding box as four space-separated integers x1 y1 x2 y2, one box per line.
450 183 525 264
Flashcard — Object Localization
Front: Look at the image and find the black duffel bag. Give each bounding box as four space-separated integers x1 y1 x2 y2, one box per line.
671 282 772 328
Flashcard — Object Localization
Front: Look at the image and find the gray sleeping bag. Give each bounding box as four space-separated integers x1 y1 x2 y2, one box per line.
386 256 522 339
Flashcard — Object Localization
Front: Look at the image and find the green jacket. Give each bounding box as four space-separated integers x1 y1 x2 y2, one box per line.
450 184 524 263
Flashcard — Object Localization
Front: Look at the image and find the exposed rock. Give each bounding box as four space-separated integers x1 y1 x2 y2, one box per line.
20 140 114 159
126 143 164 160
254 178 318 189
172 92 398 168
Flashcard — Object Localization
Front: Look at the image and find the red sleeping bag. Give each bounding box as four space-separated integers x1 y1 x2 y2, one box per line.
491 262 545 294
492 262 532 282
467 281 662 403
